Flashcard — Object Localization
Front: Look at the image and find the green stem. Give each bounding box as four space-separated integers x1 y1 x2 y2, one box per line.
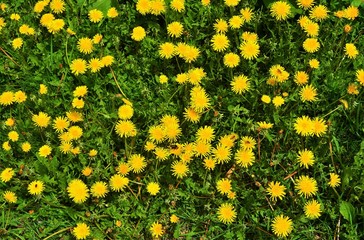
43 227 72 240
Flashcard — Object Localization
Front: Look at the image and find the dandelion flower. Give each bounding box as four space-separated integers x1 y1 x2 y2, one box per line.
1 168 14 182
14 91 27 103
272 215 293 237
101 55 114 67
261 95 271 103
257 121 273 129
73 223 90 240
297 149 315 168
170 214 179 223
118 104 134 120
70 59 87 75
150 0 166 15
272 96 285 107
67 111 83 122
235 148 255 168
10 13 20 21
311 118 327 137
40 13 55 27
107 7 118 18
194 141 211 157
300 85 317 102
39 84 48 94
294 71 309 85
270 1 291 21
28 180 44 195
297 0 314 9
170 0 185 12
223 52 240 68
267 181 286 201
203 158 216 170
2 141 11 151
50 0 65 14
47 19 65 34
303 38 320 53
128 154 146 173
190 86 210 112
344 6 359 20
67 179 89 203
201 0 210 6
241 7 254 22
229 15 244 29
147 182 160 195
12 38 23 50
171 161 189 178
309 59 320 69
217 203 237 224
213 144 231 164
294 116 313 136
231 74 250 94
241 32 258 42
131 26 146 41
91 181 108 198
89 9 103 23
216 178 232 195
115 120 137 137
32 112 51 128
136 0 151 15
0 91 14 105
240 41 260 60
310 5 328 21
240 136 256 150
167 21 183 38
78 38 93 54
21 142 32 152
328 173 341 187
39 145 52 157
184 107 201 123
304 199 322 219
159 42 175 59
3 191 17 203
150 222 164 238
196 126 215 143
295 175 318 198
82 167 93 177
214 19 228 33
182 45 200 63
8 131 19 142
345 43 358 59
211 34 230 52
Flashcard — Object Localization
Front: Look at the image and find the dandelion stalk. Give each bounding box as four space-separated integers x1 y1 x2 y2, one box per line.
43 227 72 240
0 46 20 67
110 67 128 98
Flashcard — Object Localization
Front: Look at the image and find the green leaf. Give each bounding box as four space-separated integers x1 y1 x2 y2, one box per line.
90 0 111 15
351 0 362 7
340 201 356 224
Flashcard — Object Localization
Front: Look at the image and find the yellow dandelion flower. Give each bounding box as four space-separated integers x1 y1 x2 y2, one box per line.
214 19 228 33
297 149 315 168
211 34 230 52
300 84 317 102
261 95 271 104
50 0 65 14
150 222 164 238
10 13 20 21
82 167 93 177
190 86 210 112
14 91 27 103
297 0 314 9
147 182 160 195
28 180 44 195
32 112 51 128
303 38 320 53
272 215 293 237
239 41 260 60
12 38 23 50
224 0 240 7
170 214 179 223
39 145 52 157
91 181 108 198
216 178 232 195
309 58 319 69
136 0 151 15
170 0 185 12
294 116 313 136
241 32 258 42
67 179 89 203
40 13 55 27
150 0 166 15
295 175 318 198
235 148 255 168
73 223 90 240
231 74 250 94
171 161 189 178
196 126 215 143
310 5 328 21
77 38 93 54
229 15 244 29
39 84 48 94
148 125 165 142
203 157 216 170
8 131 19 142
167 21 183 38
131 26 146 41
257 121 273 130
21 142 32 152
267 181 286 201
311 117 327 137
217 203 237 224
328 173 341 187
88 9 103 23
294 71 309 85
304 199 322 219
347 83 359 95
115 120 137 137
66 111 83 122
1 168 14 182
128 154 146 173
223 52 240 68
70 59 87 75
117 162 130 175
3 191 17 203
240 7 254 22
0 91 14 105
272 96 285 107
344 6 359 20
345 43 359 59
213 144 231 164
270 1 291 21
184 107 201 123
107 7 118 18
47 19 65 34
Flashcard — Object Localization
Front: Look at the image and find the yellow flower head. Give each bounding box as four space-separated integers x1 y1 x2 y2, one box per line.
304 199 322 219
131 26 146 41
28 180 45 195
270 1 291 21
1 168 14 182
73 223 90 240
147 182 160 195
272 215 293 237
67 179 89 203
217 203 237 224
88 9 103 23
295 175 318 198
150 222 164 238
267 181 286 201
91 181 108 198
